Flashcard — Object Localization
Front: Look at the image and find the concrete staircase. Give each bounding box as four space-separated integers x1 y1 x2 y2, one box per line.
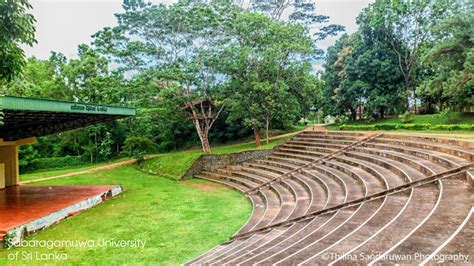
188 131 474 265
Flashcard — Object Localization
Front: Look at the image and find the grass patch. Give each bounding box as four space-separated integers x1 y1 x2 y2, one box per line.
140 134 294 180
1 166 251 265
20 157 130 182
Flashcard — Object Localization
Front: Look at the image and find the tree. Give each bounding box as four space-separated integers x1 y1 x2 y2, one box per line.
418 5 474 109
0 0 36 81
249 0 344 57
1 54 70 99
93 0 240 154
224 12 314 146
357 0 458 113
322 31 404 119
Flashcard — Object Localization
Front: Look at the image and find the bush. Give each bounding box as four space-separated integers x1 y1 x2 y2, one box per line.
399 111 414 123
375 124 397 130
339 125 376 131
337 115 350 124
438 110 461 124
24 155 87 172
337 124 473 131
122 136 157 161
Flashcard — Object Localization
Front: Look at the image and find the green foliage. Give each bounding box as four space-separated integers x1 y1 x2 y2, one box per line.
121 136 157 160
339 124 474 132
223 11 317 140
399 111 414 123
417 5 474 109
22 155 87 172
0 0 36 81
99 132 115 161
18 144 40 170
336 115 349 124
438 110 462 124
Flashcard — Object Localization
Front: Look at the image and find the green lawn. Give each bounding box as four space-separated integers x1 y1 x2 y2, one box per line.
140 134 295 180
1 166 251 265
20 157 131 182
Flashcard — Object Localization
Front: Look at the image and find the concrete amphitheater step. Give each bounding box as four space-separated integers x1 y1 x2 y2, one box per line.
328 183 441 265
289 137 356 146
276 147 329 158
353 145 448 174
256 195 406 265
188 131 473 265
376 178 473 264
284 141 347 150
229 168 466 264
342 150 428 182
241 162 316 220
373 136 474 162
365 142 467 168
200 172 260 189
332 155 407 188
217 168 269 184
271 151 320 163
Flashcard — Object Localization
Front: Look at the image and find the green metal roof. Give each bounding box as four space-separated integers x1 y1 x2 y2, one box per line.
0 96 135 116
0 96 136 141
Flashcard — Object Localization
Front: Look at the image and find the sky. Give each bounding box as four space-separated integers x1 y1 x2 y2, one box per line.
24 0 373 65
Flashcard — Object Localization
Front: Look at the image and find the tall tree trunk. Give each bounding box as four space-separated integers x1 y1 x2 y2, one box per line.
413 88 417 114
200 130 211 155
349 108 357 121
194 124 211 155
254 127 261 147
379 106 385 119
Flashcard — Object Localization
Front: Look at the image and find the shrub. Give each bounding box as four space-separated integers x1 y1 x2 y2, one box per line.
324 115 336 124
339 125 376 131
438 110 462 124
399 111 414 123
375 124 397 130
122 136 157 161
337 115 350 124
19 145 40 170
337 124 473 131
28 155 86 171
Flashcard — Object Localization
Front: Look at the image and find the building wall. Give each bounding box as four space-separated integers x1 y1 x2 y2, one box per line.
0 145 19 188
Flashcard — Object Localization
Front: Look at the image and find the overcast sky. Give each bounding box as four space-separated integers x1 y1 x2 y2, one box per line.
24 0 373 62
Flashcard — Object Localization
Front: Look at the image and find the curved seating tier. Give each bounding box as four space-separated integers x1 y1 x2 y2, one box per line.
188 131 474 265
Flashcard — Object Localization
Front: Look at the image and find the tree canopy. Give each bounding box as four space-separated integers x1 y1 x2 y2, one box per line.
0 0 36 81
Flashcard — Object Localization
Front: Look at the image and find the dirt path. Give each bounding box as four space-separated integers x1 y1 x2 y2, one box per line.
21 155 160 184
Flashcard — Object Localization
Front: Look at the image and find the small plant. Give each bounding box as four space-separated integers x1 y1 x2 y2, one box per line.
316 110 324 124
337 115 349 124
399 111 414 123
324 115 336 124
438 110 461 124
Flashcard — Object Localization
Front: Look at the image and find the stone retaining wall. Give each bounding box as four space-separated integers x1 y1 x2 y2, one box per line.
182 149 274 179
